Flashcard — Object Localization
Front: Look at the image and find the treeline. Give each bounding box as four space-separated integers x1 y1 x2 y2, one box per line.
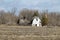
0 8 60 26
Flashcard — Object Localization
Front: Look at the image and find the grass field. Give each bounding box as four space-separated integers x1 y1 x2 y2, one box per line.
0 25 60 40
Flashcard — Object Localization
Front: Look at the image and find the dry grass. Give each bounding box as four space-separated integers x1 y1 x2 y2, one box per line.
0 25 60 40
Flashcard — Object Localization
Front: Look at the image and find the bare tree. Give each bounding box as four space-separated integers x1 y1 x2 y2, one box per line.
0 10 6 24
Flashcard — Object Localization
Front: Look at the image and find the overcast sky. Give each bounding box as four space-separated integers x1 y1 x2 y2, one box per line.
0 0 60 12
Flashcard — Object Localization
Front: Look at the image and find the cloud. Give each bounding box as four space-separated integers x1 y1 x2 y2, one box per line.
0 7 8 12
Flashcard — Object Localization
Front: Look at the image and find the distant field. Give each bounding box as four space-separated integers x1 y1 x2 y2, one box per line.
0 25 60 40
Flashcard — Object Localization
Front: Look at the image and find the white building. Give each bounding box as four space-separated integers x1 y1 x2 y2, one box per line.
32 16 42 27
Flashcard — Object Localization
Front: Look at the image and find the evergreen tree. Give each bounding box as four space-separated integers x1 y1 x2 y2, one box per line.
33 11 39 17
41 14 48 26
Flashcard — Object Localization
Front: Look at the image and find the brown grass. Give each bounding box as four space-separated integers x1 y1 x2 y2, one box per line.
0 25 60 40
